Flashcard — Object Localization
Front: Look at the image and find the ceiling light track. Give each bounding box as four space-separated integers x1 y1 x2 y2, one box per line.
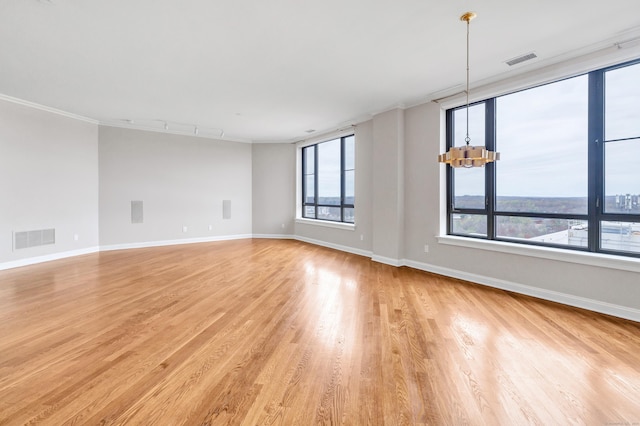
117 119 225 139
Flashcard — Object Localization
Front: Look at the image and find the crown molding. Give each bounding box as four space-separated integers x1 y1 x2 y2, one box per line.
0 93 99 124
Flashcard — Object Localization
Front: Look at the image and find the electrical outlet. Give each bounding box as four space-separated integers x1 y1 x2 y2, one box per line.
182 226 188 233
73 234 79 241
208 225 213 231
424 244 429 253
360 234 364 241
281 223 285 229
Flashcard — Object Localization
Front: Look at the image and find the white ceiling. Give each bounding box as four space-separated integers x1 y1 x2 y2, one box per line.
1 0 639 142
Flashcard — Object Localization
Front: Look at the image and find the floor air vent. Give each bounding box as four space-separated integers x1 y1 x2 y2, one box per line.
14 229 55 250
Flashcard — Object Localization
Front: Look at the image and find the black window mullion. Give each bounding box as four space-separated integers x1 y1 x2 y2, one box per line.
302 147 312 219
493 211 590 220
340 136 345 222
314 145 319 219
600 212 640 222
486 98 496 240
588 70 605 252
301 148 307 215
445 109 455 235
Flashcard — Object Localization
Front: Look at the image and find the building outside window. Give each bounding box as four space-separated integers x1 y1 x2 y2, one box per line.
445 59 640 257
302 135 355 223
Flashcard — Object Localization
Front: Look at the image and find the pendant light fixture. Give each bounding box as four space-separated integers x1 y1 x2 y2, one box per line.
438 12 499 168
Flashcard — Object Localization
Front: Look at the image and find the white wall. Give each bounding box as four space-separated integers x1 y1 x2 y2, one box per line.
403 102 442 264
98 126 252 247
251 143 296 236
0 98 99 266
371 109 404 263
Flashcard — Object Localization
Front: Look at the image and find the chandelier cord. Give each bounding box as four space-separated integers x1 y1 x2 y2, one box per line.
437 11 499 168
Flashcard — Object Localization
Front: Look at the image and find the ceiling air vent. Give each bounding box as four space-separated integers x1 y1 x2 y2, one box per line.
505 52 537 66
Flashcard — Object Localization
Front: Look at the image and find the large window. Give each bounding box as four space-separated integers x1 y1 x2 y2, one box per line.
302 135 355 223
446 59 640 257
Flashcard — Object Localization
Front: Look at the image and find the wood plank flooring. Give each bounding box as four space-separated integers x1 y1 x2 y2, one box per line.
0 239 639 425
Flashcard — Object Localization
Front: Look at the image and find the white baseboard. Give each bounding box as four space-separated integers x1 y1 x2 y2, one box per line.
294 235 372 258
99 234 253 252
371 255 402 267
252 234 295 239
0 246 100 271
403 259 640 323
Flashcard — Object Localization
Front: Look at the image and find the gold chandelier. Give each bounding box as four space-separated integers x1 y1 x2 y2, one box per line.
438 12 499 168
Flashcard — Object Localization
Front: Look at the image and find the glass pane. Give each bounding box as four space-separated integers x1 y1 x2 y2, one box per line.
345 170 354 205
305 175 315 203
497 217 588 247
600 222 640 253
303 146 315 174
304 206 315 218
604 139 640 214
317 139 341 205
605 62 640 141
451 214 487 236
453 103 485 147
317 206 341 221
496 75 588 214
454 167 484 209
344 207 355 223
344 135 355 170
452 103 485 209
601 222 640 254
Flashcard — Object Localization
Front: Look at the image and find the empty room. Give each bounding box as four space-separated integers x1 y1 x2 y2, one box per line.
1 0 640 424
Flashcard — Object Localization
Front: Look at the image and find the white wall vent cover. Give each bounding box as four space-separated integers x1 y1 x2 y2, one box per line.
14 228 55 250
223 200 231 220
131 200 144 224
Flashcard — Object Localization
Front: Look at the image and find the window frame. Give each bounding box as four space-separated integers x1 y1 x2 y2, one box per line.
445 58 640 259
301 134 355 224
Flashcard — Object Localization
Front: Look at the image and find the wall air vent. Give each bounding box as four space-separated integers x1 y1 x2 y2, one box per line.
14 229 55 250
222 200 231 220
505 52 537 66
131 200 144 224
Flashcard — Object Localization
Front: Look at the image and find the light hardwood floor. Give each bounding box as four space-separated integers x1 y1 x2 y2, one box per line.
0 239 639 425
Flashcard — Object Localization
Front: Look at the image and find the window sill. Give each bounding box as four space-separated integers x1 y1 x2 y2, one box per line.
436 235 640 273
295 218 356 231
